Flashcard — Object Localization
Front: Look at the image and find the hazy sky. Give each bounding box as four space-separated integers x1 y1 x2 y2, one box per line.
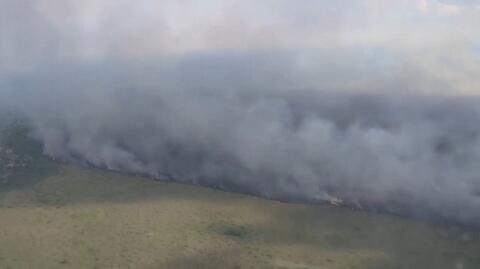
1 0 479 93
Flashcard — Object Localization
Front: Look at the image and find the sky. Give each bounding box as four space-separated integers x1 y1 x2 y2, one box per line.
1 0 479 93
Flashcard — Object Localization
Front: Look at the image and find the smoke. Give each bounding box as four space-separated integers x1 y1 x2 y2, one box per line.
1 0 480 225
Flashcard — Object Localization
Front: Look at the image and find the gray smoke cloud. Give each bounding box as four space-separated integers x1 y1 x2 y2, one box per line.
1 0 480 225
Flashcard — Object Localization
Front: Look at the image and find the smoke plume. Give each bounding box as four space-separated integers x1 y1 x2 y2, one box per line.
1 0 480 225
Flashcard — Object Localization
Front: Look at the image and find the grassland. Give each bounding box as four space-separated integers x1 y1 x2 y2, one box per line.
0 117 479 269
0 164 478 269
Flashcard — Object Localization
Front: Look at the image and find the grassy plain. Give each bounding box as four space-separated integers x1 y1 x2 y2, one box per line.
0 164 478 269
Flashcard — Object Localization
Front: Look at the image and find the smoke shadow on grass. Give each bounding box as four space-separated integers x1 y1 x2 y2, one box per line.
197 205 480 269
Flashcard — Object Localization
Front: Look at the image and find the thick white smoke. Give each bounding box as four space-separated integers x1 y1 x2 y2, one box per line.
1 0 480 225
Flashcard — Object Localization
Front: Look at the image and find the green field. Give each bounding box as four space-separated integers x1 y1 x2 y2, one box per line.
0 164 478 269
0 118 479 269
